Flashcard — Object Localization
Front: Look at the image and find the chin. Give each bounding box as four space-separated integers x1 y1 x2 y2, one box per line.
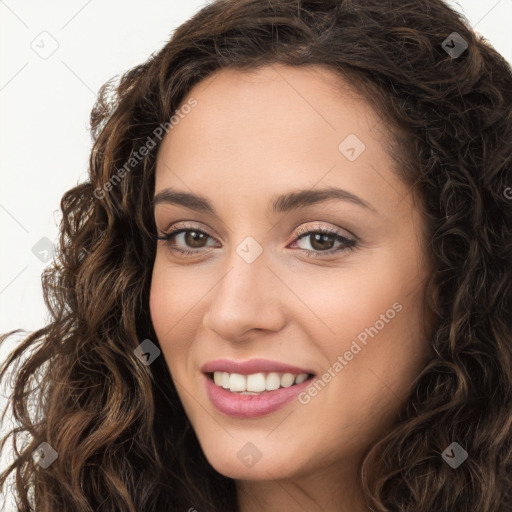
197 434 310 481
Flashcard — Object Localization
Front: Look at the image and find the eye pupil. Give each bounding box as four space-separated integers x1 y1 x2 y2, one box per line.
185 231 207 248
310 233 334 251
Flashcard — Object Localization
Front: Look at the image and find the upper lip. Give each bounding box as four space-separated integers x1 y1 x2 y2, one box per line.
201 358 315 375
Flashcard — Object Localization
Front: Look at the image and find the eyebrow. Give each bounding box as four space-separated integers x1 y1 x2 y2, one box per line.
152 186 377 216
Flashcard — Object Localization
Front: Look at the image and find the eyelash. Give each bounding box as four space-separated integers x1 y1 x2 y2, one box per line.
156 222 357 258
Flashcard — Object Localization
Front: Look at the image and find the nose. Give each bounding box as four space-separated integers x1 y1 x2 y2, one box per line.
202 250 286 342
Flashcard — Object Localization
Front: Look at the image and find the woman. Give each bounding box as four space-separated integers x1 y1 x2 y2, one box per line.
1 0 511 510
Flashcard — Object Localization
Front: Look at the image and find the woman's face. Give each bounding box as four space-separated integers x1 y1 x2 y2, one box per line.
150 64 432 484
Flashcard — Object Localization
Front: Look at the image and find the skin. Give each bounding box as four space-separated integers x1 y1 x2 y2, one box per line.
150 63 433 512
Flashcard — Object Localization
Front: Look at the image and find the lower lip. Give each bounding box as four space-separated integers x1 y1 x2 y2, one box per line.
203 373 314 418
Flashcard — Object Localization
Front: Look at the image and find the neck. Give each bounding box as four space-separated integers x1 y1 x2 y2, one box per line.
236 458 370 512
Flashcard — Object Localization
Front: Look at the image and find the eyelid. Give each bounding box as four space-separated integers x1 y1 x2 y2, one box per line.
291 223 356 243
158 221 355 242
160 221 217 239
158 221 357 240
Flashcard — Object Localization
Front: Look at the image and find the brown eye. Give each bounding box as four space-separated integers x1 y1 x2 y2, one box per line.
157 224 357 258
157 225 219 256
308 232 336 251
183 230 208 248
291 226 357 256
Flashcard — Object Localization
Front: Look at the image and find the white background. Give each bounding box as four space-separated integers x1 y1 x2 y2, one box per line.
0 0 511 509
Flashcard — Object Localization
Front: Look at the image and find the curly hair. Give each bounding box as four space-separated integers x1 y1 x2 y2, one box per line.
1 0 512 510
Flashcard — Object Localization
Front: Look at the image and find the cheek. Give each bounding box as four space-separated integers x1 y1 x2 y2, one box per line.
300 250 430 407
149 255 194 335
290 260 406 350
149 259 187 365
149 256 210 379
149 262 169 338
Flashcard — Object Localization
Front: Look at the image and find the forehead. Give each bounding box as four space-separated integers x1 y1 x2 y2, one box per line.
162 63 380 151
154 63 410 222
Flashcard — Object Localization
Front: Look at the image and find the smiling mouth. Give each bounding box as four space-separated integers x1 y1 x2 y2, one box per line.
206 371 316 395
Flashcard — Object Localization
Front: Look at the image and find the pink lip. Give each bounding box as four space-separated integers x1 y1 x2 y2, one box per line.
203 373 314 418
201 358 315 375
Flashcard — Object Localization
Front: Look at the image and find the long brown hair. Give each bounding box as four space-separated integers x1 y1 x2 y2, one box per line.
1 0 512 510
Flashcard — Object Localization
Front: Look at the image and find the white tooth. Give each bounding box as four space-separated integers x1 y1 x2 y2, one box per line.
213 372 223 386
266 372 281 391
294 373 308 384
247 373 266 392
229 373 246 392
281 373 295 388
221 372 230 389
